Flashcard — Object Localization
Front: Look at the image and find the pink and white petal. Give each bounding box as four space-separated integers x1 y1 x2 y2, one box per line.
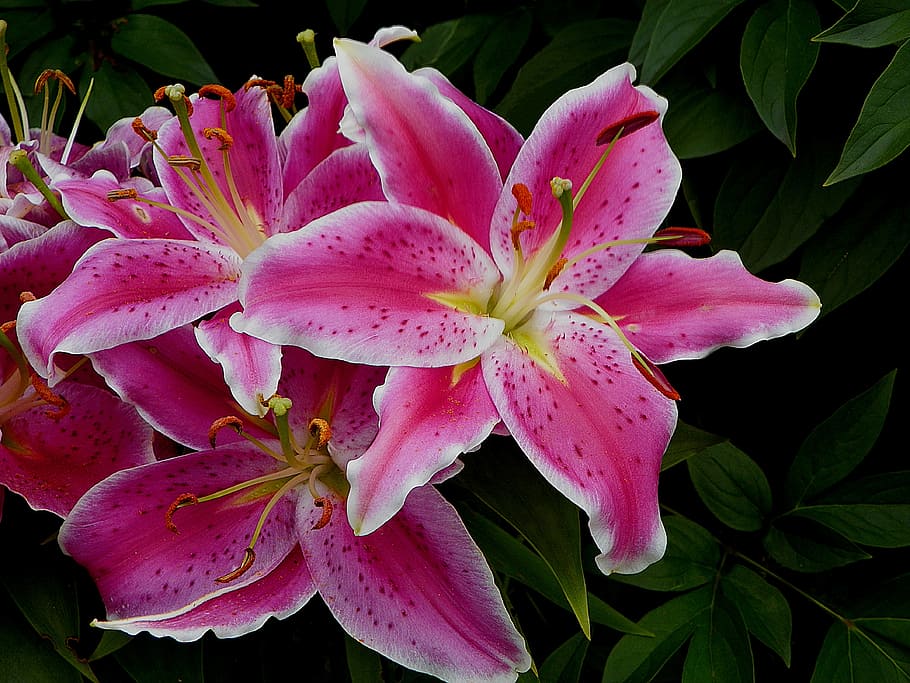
0 382 156 517
0 220 107 322
368 25 420 46
276 347 386 466
335 38 501 251
281 58 351 193
157 86 282 238
597 249 822 364
195 303 281 417
346 363 499 535
57 171 195 240
94 546 315 641
0 214 47 250
17 239 242 383
89 326 274 451
277 144 383 236
299 487 531 682
98 105 172 169
415 67 524 181
66 141 130 182
489 63 681 300
235 202 504 367
482 311 677 575
58 445 300 623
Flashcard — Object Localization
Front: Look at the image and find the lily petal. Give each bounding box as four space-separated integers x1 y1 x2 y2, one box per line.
482 311 676 574
597 249 823 363
299 487 531 682
347 363 500 535
17 238 242 382
235 202 504 367
335 38 501 251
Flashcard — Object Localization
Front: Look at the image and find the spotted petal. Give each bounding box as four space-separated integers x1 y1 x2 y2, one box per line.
299 486 531 682
482 311 677 574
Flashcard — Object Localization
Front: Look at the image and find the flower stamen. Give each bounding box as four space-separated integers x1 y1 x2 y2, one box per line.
596 110 659 146
131 117 158 142
203 127 234 151
28 368 69 418
311 496 333 529
198 84 236 112
165 493 199 533
215 547 255 583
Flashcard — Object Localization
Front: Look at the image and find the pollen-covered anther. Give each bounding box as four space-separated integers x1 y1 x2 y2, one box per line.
198 84 236 112
311 496 334 530
203 127 234 151
244 78 277 91
280 75 301 109
106 188 139 202
131 117 158 142
215 547 256 583
596 110 660 145
19 291 36 303
511 183 533 215
653 226 711 247
544 257 568 290
28 368 70 419
510 220 535 250
0 320 14 334
631 354 681 401
34 68 75 95
308 418 332 448
208 415 244 448
165 492 199 533
167 155 202 171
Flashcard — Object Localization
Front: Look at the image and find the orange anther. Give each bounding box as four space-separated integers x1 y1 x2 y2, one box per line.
198 84 236 112
631 354 680 401
280 75 300 109
544 257 568 290
167 155 202 171
19 291 36 303
28 368 70 419
308 418 332 448
511 183 533 215
203 127 234 151
131 117 158 142
0 320 15 334
244 78 277 91
510 220 535 251
596 110 660 146
106 188 139 201
311 496 334 529
34 69 75 95
215 547 256 583
208 415 244 448
653 227 711 247
165 492 199 533
153 86 168 102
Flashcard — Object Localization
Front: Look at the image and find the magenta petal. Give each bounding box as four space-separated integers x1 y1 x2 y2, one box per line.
335 38 502 251
196 303 281 417
482 311 677 574
235 202 504 367
299 487 531 681
93 547 315 640
59 446 299 626
89 326 274 451
17 238 242 382
596 249 823 363
346 364 500 535
0 382 155 516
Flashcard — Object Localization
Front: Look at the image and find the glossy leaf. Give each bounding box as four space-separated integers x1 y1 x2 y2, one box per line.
687 442 772 531
813 0 910 47
612 516 720 592
327 0 368 34
821 471 910 505
721 565 792 666
764 518 870 572
630 0 748 84
661 421 727 470
603 587 712 683
80 61 155 131
539 633 589 683
740 0 820 154
401 15 498 74
111 14 218 85
786 370 896 506
790 504 910 547
89 631 132 662
473 10 532 104
459 446 590 637
799 180 910 317
811 619 910 682
682 593 753 683
825 40 910 184
496 19 633 133
0 593 82 683
346 634 384 683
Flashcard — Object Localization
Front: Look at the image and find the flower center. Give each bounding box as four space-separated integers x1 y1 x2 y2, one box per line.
0 320 71 427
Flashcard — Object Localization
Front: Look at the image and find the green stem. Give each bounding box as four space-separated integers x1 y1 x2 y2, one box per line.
8 150 69 220
0 21 25 143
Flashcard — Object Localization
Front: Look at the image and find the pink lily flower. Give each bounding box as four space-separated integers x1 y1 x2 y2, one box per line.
59 345 531 681
233 40 821 574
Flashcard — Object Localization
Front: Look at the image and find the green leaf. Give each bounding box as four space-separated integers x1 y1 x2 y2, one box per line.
80 62 154 131
740 0 820 154
630 0 748 84
813 0 910 47
687 442 772 531
460 509 648 635
111 14 218 85
459 446 590 637
822 470 910 505
790 504 910 547
0 592 82 683
799 180 910 317
603 587 712 683
116 634 203 683
202 0 258 5
811 619 910 682
131 0 190 9
825 40 910 184
612 516 720 592
661 68 762 158
495 19 633 134
345 634 383 683
400 15 498 75
786 370 896 506
764 518 871 572
721 565 792 666
662 421 727 470
540 632 589 683
89 631 132 662
326 0 368 35
473 10 532 104
682 594 753 683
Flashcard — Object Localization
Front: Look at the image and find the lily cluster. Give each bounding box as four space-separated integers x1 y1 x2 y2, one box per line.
3 25 820 682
